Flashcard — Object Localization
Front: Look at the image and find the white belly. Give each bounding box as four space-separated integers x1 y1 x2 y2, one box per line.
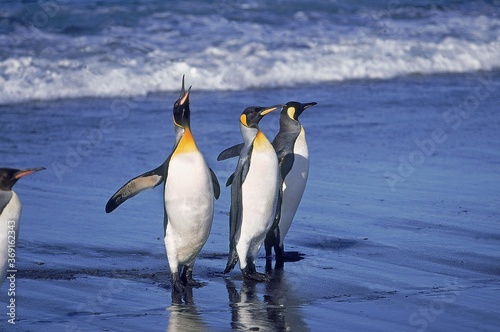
238 149 279 260
164 152 214 269
279 128 309 244
0 192 21 285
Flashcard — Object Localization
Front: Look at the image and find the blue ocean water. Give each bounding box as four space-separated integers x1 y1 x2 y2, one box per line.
0 0 499 104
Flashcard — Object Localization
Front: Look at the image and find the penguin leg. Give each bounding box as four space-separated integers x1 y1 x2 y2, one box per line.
183 286 195 304
265 227 284 269
274 227 285 268
242 258 267 282
265 258 273 273
171 289 183 304
181 266 204 288
265 229 277 259
265 231 275 272
274 243 285 269
171 282 195 304
274 227 305 265
171 271 185 293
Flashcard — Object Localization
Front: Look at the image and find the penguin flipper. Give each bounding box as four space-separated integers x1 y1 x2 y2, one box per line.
224 200 240 273
0 191 13 215
225 187 241 273
225 173 235 187
105 162 167 213
210 168 221 199
225 150 251 187
271 182 284 231
224 149 252 273
217 143 244 161
279 152 295 180
224 247 239 274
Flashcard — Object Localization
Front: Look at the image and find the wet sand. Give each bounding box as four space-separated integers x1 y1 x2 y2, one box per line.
1 73 500 331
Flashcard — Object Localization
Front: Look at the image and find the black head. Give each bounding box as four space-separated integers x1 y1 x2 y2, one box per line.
173 75 191 129
0 167 45 191
240 105 282 128
283 101 317 121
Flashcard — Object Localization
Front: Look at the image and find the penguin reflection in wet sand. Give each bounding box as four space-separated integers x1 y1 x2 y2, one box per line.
105 77 220 292
218 105 281 281
0 167 45 285
265 101 317 267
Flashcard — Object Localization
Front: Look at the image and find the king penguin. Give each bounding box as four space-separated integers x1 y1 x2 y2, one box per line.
0 167 45 286
217 104 281 281
105 76 220 293
265 101 317 267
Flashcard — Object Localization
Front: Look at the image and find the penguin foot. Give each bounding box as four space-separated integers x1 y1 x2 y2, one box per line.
174 281 185 293
171 286 195 305
242 267 268 282
184 276 205 288
171 272 185 293
171 289 183 304
244 271 268 282
180 268 206 288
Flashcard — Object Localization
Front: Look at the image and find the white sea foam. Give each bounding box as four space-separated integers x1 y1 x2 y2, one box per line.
1 2 499 104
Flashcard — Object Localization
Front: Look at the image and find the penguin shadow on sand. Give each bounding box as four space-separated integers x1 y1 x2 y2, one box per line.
166 287 207 332
225 269 307 331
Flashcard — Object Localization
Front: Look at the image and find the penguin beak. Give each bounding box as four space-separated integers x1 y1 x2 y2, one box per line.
259 104 282 116
179 86 191 106
179 74 191 106
303 102 317 110
180 74 186 98
14 167 45 179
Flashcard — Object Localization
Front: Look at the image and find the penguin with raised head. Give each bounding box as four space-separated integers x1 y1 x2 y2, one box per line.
106 76 220 293
265 101 317 267
0 167 45 285
218 104 281 281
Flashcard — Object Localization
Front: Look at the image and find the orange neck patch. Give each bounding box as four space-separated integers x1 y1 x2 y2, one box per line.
253 130 270 150
173 128 198 155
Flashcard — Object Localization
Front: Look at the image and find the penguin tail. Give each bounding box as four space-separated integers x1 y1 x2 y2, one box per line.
224 250 239 274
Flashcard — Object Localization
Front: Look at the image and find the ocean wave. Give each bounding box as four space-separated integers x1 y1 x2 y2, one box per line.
1 0 499 104
1 35 498 104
